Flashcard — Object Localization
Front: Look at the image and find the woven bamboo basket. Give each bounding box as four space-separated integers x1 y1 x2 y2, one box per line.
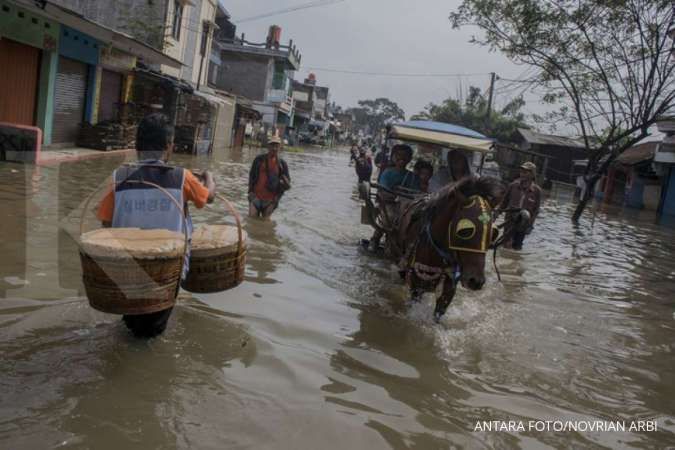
181 194 247 293
78 180 188 315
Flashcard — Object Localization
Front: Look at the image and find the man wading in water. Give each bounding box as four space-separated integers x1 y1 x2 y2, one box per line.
248 135 291 219
354 147 373 183
97 113 216 337
499 161 541 250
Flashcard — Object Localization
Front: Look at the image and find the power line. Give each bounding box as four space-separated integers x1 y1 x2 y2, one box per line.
304 67 492 78
235 0 346 24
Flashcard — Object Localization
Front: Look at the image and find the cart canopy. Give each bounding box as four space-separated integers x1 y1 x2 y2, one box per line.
389 120 494 153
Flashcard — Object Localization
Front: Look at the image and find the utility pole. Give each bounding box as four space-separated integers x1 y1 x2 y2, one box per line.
480 72 497 175
486 72 496 130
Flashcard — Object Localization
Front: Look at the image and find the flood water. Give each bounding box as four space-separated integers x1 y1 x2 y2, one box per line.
1 147 674 449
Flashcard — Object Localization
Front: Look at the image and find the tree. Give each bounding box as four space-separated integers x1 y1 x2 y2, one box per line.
347 98 405 134
411 86 529 143
451 0 675 222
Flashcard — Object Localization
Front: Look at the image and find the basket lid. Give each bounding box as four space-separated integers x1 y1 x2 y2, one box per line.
80 228 185 259
191 224 247 251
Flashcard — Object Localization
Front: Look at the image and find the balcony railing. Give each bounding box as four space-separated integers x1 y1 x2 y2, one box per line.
268 89 293 105
214 34 301 69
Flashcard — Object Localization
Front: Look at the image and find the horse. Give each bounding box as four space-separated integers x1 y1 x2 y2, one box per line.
390 176 505 321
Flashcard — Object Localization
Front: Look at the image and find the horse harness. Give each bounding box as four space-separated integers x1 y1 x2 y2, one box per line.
405 195 496 289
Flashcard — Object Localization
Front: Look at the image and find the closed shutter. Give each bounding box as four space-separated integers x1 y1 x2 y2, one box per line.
98 69 122 123
0 39 40 125
53 57 88 144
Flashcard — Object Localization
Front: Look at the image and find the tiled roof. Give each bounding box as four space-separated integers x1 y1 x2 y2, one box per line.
615 142 657 166
517 128 586 148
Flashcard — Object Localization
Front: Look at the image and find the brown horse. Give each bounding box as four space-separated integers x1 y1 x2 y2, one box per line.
391 176 505 321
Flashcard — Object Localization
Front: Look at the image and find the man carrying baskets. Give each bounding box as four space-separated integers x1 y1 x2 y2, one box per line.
96 114 216 337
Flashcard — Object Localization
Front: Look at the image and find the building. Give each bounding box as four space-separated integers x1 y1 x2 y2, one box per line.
599 142 661 210
49 0 218 89
9 0 225 154
292 73 331 128
211 24 301 137
0 0 180 149
652 27 675 216
504 128 589 185
654 118 675 216
334 111 356 142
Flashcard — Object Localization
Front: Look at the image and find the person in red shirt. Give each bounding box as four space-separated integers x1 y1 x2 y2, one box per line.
248 135 291 219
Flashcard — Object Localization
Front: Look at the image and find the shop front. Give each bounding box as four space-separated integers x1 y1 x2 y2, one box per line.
0 0 59 139
51 26 100 144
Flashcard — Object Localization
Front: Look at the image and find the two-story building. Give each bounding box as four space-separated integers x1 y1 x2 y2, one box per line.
212 25 301 138
292 73 331 139
22 0 223 153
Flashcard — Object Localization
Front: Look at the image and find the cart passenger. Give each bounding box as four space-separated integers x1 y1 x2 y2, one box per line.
378 144 420 193
368 144 419 251
413 159 434 193
429 149 472 192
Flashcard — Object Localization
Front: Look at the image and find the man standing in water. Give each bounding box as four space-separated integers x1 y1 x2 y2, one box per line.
499 161 541 250
248 135 291 219
97 113 216 337
354 147 373 183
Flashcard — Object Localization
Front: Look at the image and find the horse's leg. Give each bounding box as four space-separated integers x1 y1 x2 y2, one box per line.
405 269 423 304
434 275 456 322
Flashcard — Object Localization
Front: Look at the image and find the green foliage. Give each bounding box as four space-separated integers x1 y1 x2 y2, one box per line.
411 86 529 143
451 0 675 221
346 98 406 134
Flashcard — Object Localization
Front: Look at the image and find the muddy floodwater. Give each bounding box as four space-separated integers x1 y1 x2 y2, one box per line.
1 147 674 449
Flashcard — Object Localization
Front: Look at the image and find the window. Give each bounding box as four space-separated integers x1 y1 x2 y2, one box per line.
272 61 286 90
171 0 183 40
200 22 209 56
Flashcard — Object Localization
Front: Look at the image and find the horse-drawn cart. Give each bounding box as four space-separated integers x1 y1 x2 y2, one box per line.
359 121 506 321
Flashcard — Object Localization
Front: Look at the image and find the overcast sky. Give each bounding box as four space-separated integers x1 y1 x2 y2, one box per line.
225 0 537 119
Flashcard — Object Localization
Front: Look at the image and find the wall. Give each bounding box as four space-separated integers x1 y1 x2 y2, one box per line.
179 0 200 83
211 96 235 156
536 144 587 183
659 168 675 216
51 0 168 45
292 81 313 113
218 52 270 101
190 0 216 88
163 0 189 79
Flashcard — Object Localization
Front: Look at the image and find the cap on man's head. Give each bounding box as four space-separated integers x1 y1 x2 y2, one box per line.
268 135 282 145
520 161 537 173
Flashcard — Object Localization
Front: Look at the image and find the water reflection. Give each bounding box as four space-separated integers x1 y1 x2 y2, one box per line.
0 147 674 448
0 298 254 448
0 163 28 298
245 219 285 284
